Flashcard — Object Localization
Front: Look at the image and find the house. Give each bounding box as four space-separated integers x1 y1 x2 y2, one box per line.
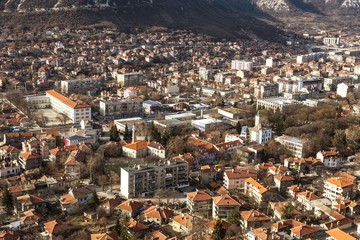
143 206 174 225
271 202 301 220
147 142 166 159
273 175 295 192
223 169 257 191
99 198 122 214
20 209 44 225
337 82 354 98
91 232 119 240
326 228 356 240
245 178 277 205
324 177 354 200
316 151 343 168
43 220 65 240
0 231 20 240
0 146 21 161
296 190 331 210
15 194 46 213
240 210 271 230
115 200 143 218
127 219 148 238
122 141 148 158
199 165 216 185
290 224 321 239
186 190 212 216
18 151 42 170
64 150 86 178
212 195 241 219
203 219 231 235
59 187 93 214
172 213 193 235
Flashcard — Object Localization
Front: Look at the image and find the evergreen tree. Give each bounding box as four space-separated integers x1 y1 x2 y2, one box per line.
110 126 120 142
211 219 226 240
235 121 242 134
1 185 12 214
281 204 294 220
124 123 131 141
227 209 241 225
90 191 99 206
113 218 121 235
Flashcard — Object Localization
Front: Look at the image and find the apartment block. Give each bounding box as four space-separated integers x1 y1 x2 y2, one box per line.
46 90 91 124
99 98 143 119
60 78 101 95
120 160 189 198
275 135 306 158
324 177 354 200
116 72 144 87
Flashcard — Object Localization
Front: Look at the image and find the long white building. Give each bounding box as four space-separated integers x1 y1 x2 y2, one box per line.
60 78 101 95
46 90 91 124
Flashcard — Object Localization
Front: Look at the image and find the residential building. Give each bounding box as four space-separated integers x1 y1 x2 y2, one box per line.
204 219 231 235
172 213 193 235
18 152 42 170
254 83 279 99
120 160 189 198
223 169 257 190
15 194 46 213
59 187 93 214
116 71 144 87
64 150 86 178
186 190 212 216
212 195 241 219
240 210 271 230
337 82 354 98
245 178 277 204
323 37 340 46
316 151 343 168
60 78 101 95
296 190 331 210
115 200 143 218
231 60 253 71
122 141 148 159
99 98 143 119
46 90 91 124
199 66 212 80
91 233 119 240
274 175 295 192
147 142 166 159
199 165 216 185
0 145 21 161
275 135 306 158
143 206 174 225
324 177 354 200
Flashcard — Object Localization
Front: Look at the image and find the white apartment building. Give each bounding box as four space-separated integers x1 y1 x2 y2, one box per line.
46 90 91 124
316 151 343 168
60 78 101 95
231 60 253 71
277 76 322 94
257 97 301 113
199 66 213 80
324 177 354 200
337 82 354 98
120 160 189 198
323 37 340 46
99 98 143 119
275 135 306 158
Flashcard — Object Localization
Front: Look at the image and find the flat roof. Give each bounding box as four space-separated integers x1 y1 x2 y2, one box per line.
165 112 196 119
219 107 249 114
259 97 298 105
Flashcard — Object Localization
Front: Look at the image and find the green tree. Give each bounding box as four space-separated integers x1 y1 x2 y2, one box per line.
124 123 131 141
211 219 226 240
90 191 100 206
281 204 294 220
1 185 13 214
113 216 131 240
113 218 121 235
227 209 241 225
235 121 242 134
110 126 120 142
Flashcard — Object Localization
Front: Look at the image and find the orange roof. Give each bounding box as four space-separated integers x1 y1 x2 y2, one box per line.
127 219 148 232
46 90 89 109
91 232 119 240
212 195 241 206
186 190 212 201
274 175 295 182
326 177 354 188
326 228 356 240
123 140 148 151
172 213 193 229
115 200 143 212
44 220 64 235
241 210 271 222
143 206 174 220
204 220 231 231
290 225 319 237
224 169 257 179
245 178 268 194
20 151 41 160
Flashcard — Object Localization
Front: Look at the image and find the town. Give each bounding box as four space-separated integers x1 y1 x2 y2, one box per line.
0 25 359 240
